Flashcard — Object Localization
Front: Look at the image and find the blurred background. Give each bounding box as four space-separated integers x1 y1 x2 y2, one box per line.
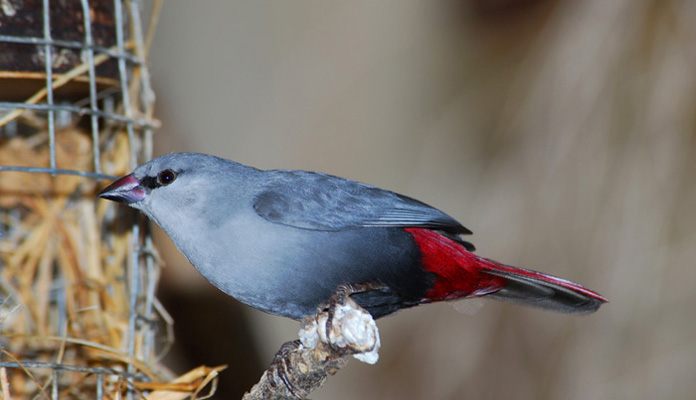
146 0 696 399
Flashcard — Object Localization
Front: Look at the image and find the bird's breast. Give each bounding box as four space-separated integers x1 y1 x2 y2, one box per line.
166 212 430 319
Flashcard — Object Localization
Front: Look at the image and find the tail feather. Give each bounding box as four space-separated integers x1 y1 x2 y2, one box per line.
405 228 607 314
479 259 607 314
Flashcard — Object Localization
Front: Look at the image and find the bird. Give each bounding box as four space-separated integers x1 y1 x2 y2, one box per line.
99 152 606 320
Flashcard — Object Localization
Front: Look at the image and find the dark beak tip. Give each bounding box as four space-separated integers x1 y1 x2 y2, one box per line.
98 192 119 201
98 174 145 204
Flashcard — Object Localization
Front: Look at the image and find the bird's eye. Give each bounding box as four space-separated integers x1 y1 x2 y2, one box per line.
157 169 177 186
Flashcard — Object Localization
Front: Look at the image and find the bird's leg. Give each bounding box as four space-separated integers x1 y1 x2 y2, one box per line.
266 339 303 398
322 282 382 313
247 288 382 399
246 338 347 399
323 283 375 350
272 339 302 364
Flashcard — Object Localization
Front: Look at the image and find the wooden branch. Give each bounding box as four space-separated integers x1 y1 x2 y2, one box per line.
243 297 380 400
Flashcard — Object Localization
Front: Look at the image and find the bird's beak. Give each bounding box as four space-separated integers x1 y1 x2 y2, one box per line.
98 174 145 204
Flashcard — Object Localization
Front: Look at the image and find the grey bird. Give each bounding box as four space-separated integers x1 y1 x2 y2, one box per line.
99 152 606 320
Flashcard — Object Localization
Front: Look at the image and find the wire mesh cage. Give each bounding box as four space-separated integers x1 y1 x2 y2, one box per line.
0 1 223 398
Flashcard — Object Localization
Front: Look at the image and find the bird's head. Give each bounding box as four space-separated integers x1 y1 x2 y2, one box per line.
99 152 258 224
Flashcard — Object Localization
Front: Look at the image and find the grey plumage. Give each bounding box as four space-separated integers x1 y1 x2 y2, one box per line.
254 169 470 234
99 152 606 320
113 153 434 319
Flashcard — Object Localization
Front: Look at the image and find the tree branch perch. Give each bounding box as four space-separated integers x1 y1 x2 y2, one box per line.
243 296 380 400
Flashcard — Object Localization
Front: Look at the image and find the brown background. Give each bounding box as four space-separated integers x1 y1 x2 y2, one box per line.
147 1 696 398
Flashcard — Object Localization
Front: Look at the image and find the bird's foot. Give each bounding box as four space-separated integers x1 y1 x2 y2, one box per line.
263 340 304 398
321 282 383 336
299 288 381 364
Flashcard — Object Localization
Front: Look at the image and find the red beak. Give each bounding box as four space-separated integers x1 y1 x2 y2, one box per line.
98 174 145 204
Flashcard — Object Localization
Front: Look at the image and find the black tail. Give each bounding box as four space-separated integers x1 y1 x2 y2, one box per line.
480 259 607 314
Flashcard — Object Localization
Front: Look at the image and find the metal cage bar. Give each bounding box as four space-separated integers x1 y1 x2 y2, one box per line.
42 0 56 170
114 3 141 399
80 0 102 174
0 101 156 128
0 35 141 64
0 0 164 398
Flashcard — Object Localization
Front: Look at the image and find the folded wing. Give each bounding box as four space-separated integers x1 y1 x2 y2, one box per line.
254 170 471 235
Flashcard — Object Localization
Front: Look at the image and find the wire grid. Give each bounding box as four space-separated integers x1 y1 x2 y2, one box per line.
0 0 167 398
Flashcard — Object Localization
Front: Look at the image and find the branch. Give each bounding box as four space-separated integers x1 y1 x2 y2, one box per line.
243 296 381 400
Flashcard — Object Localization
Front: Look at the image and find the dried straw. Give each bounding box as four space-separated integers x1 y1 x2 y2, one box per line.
0 2 223 398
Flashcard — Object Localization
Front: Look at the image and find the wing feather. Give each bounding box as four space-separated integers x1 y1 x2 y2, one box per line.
253 170 471 235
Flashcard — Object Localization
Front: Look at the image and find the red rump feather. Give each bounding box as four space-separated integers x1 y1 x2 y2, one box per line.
405 228 505 300
405 228 607 304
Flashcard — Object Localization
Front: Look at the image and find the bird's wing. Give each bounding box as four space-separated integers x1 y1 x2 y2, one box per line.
253 170 471 235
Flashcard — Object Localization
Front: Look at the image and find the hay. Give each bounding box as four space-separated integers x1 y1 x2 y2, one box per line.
0 121 225 399
0 1 223 398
